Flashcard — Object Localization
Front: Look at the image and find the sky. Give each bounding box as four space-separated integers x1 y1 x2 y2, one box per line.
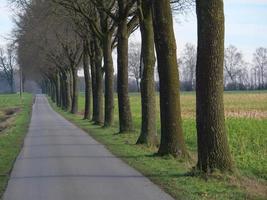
1 0 267 62
0 0 13 46
170 0 267 61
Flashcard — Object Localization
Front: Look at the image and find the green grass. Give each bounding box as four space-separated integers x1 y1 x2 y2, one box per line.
0 93 33 198
51 91 267 200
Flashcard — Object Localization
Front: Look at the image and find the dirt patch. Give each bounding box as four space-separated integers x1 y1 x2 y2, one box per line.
4 107 20 116
0 107 20 134
242 177 267 199
204 173 267 199
225 110 267 119
228 176 267 199
181 110 267 119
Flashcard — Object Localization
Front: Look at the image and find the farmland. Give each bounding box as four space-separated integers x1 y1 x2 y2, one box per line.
0 94 32 197
49 91 267 199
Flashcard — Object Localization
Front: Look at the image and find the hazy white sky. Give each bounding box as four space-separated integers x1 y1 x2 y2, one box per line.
1 0 267 62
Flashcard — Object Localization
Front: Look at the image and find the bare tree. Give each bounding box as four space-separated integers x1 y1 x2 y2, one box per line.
171 0 194 13
128 42 141 92
180 43 196 91
224 45 244 89
253 47 267 89
0 45 16 93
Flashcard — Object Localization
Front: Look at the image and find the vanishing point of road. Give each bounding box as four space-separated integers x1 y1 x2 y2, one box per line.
3 95 174 200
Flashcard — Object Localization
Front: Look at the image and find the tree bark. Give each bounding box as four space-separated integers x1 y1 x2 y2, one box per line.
69 70 73 103
10 69 14 93
51 79 56 103
56 73 61 107
94 39 104 124
65 70 72 111
60 73 66 109
71 67 79 114
196 0 233 172
83 42 91 120
103 33 114 127
117 0 133 133
136 0 158 146
152 0 187 157
90 43 97 121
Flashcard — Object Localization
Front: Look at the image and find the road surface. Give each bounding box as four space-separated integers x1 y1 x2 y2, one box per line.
3 95 174 200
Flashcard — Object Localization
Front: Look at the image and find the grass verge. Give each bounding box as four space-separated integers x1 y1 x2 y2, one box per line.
0 94 33 198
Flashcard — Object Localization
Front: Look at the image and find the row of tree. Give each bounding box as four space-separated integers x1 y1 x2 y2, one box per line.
13 0 233 173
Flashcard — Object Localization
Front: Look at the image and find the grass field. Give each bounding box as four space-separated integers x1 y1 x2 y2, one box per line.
50 91 267 200
0 94 32 198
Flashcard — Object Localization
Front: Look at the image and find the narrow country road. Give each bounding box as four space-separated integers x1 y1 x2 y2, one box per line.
3 95 174 200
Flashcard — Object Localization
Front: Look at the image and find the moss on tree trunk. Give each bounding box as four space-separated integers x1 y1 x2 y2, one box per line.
90 45 97 121
103 33 114 127
94 39 104 124
56 73 61 107
136 0 158 146
196 0 233 172
83 41 91 120
117 1 133 133
71 67 79 114
152 0 187 157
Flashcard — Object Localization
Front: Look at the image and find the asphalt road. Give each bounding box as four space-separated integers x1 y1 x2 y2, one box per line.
3 95 174 200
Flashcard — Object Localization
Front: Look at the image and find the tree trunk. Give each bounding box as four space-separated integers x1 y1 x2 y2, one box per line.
83 42 91 120
71 67 79 114
65 70 72 111
69 69 74 103
10 70 14 93
22 73 25 92
136 0 158 146
60 73 66 109
261 67 264 89
61 72 67 110
135 79 140 93
19 67 23 98
94 39 104 124
103 33 114 127
152 0 187 157
196 0 233 172
90 45 97 121
51 79 56 103
56 73 61 107
117 1 133 132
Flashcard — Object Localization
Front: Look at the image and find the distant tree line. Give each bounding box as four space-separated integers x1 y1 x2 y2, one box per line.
128 42 267 92
11 0 250 174
178 44 267 91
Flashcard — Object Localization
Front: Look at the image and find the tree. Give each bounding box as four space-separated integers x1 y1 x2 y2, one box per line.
14 0 83 112
82 38 92 119
224 45 244 90
56 26 83 114
253 47 267 89
196 0 233 172
116 0 138 133
180 43 197 91
136 0 158 146
55 0 115 126
0 45 16 93
152 0 187 157
128 43 141 92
